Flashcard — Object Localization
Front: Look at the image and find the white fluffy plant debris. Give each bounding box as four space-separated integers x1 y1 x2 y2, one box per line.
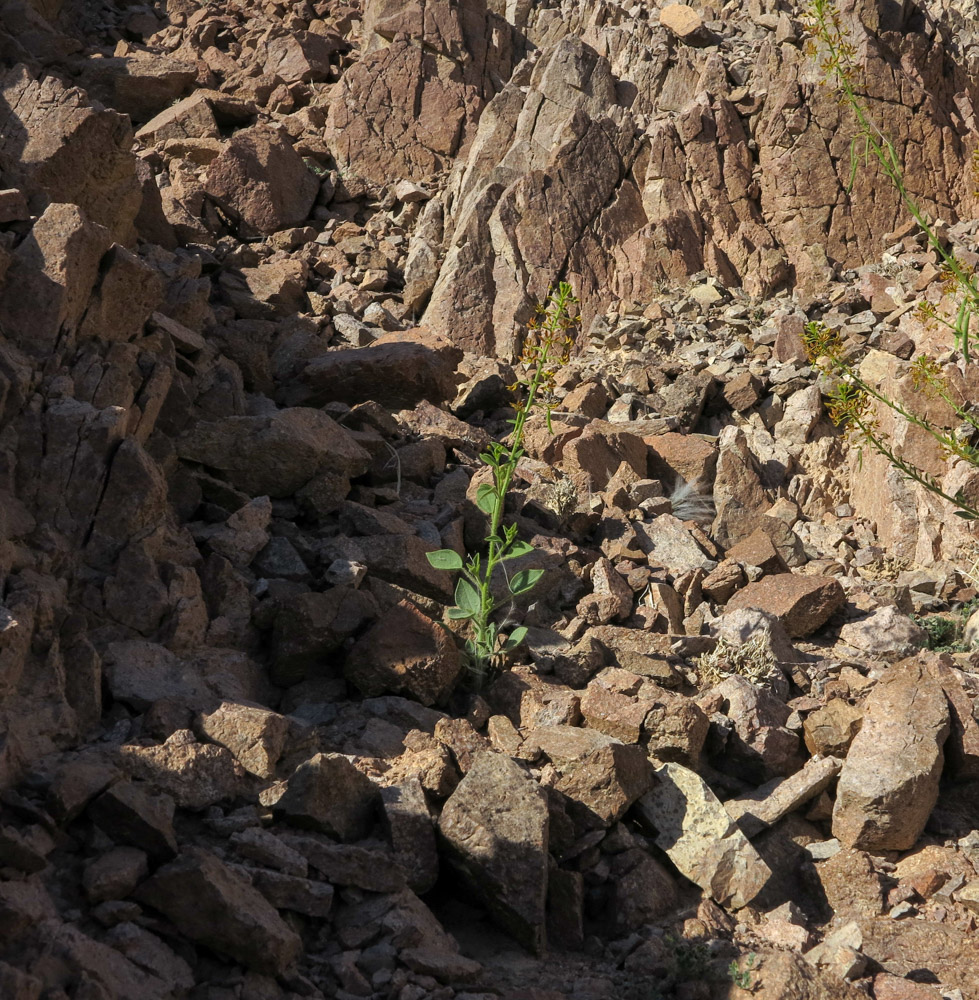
667 479 715 524
696 632 783 691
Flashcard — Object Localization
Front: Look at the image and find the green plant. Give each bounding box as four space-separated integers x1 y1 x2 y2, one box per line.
912 596 979 652
728 952 757 990
425 283 578 683
801 0 979 523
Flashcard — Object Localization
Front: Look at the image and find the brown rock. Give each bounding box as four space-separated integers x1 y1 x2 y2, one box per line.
561 422 647 491
659 4 714 44
273 752 379 841
832 657 950 851
725 756 842 837
120 731 242 810
0 201 112 359
610 848 678 928
528 725 654 827
202 125 318 237
924 654 979 779
270 587 377 687
197 701 290 779
726 528 790 576
280 329 463 409
872 974 943 1000
135 91 221 146
439 752 549 954
646 432 718 490
136 847 301 975
177 408 370 500
723 371 765 412
0 66 141 242
726 573 844 637
803 700 864 757
346 601 462 706
83 847 149 903
87 782 177 861
577 558 633 624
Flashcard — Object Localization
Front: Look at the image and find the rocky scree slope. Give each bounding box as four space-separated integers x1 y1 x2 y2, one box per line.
2 0 979 998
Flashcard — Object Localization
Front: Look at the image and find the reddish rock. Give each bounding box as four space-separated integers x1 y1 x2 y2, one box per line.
726 573 844 637
832 657 950 851
202 124 319 237
726 528 790 575
646 431 718 490
561 422 647 491
0 66 141 242
280 329 463 410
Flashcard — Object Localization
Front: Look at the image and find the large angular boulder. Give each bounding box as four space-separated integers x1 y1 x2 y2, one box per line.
526 725 654 828
439 752 549 953
135 847 302 975
833 657 950 851
634 762 771 908
726 573 845 637
346 601 462 707
202 124 319 237
279 330 463 410
0 66 141 243
0 202 112 358
177 408 370 501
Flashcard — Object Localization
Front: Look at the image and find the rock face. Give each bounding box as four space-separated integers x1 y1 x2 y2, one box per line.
1 0 979 993
439 752 549 953
833 657 950 851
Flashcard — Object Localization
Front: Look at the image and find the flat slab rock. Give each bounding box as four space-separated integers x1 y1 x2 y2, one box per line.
726 573 845 637
832 656 950 851
634 761 771 908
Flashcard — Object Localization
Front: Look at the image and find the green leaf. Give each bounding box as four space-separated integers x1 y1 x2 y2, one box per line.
502 626 528 652
476 483 497 515
426 549 464 571
953 510 979 520
455 577 481 615
447 606 474 620
503 539 534 560
509 568 544 595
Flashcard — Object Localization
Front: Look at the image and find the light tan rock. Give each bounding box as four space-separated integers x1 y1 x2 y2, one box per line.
725 755 842 837
832 657 950 851
635 762 771 908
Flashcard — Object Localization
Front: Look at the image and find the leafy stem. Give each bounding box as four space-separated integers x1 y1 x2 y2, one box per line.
427 282 578 684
